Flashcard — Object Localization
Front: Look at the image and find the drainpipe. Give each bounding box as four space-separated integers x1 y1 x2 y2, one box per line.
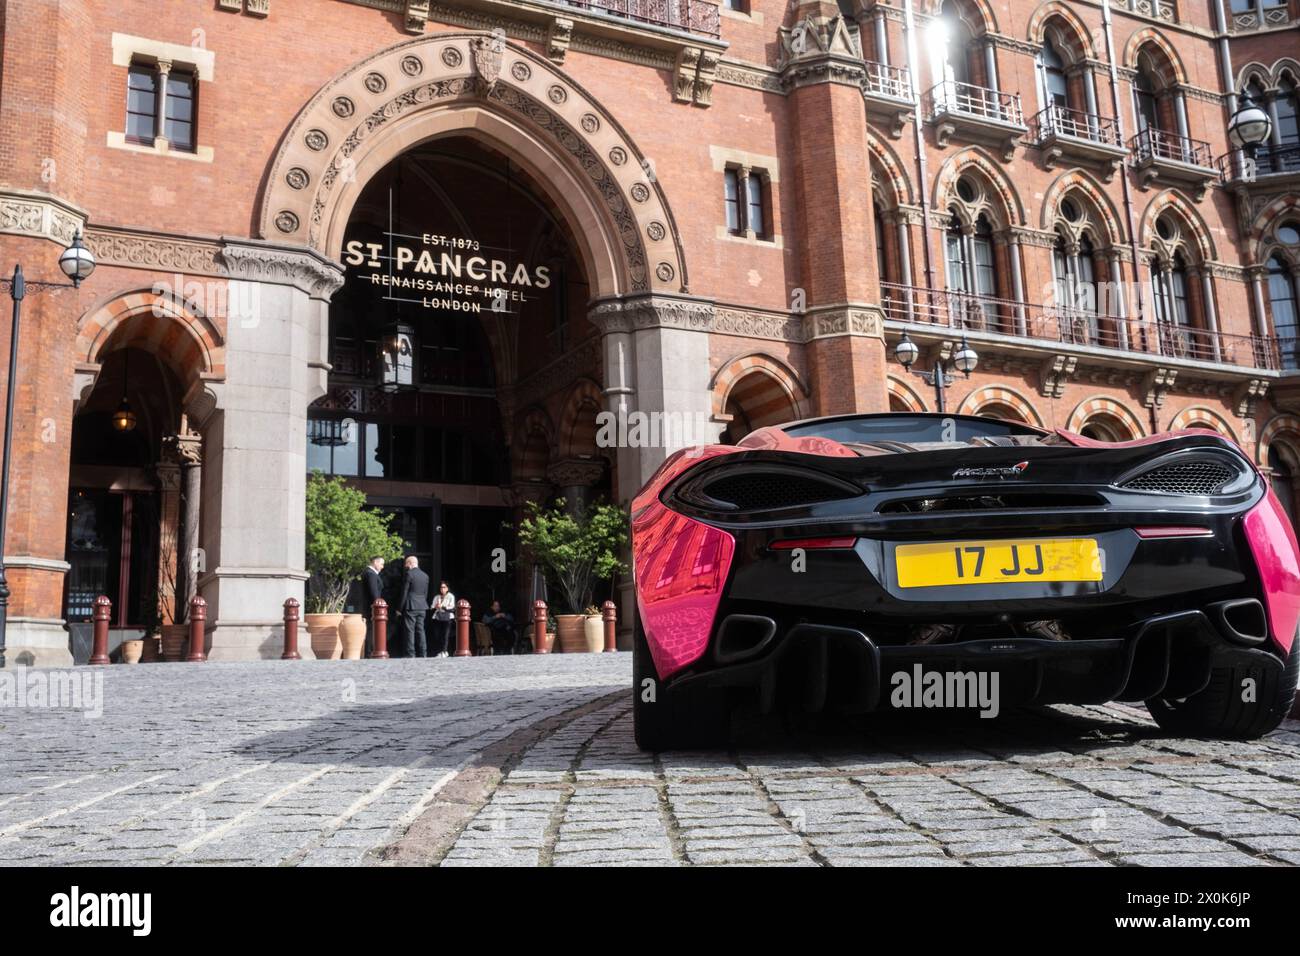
903 0 936 295
1100 0 1147 348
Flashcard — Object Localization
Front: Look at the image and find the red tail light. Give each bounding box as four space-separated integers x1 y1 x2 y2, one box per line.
770 537 858 551
1134 527 1214 539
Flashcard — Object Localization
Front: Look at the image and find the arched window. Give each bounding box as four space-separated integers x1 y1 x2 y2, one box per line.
1278 78 1299 146
1134 70 1162 133
1269 444 1297 529
938 0 973 86
945 211 998 328
1042 36 1068 111
874 202 890 284
1268 253 1299 368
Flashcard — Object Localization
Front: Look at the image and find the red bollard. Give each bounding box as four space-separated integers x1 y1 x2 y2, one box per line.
89 595 112 665
185 595 207 662
533 599 549 654
454 599 471 657
602 600 618 653
370 598 389 660
282 597 301 660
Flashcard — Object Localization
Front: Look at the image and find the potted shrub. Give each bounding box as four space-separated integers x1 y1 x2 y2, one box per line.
305 473 404 660
517 498 627 653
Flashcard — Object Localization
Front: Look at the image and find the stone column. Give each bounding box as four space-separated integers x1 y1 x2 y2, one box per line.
546 458 606 516
154 457 181 626
201 239 343 660
154 59 172 149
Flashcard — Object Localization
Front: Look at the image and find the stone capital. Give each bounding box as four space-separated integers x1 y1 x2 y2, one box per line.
216 237 345 300
803 304 885 341
589 293 716 333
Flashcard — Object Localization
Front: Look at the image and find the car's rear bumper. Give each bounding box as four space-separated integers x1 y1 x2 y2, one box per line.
666 610 1287 714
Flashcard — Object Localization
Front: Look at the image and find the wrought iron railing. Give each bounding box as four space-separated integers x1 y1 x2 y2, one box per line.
1129 127 1215 168
1031 105 1122 147
559 0 721 37
879 281 1284 371
1217 144 1300 181
863 61 912 101
925 80 1024 126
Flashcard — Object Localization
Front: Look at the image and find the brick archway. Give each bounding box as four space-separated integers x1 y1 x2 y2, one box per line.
1167 405 1239 440
258 32 687 300
1027 3 1096 60
957 384 1045 426
1138 190 1217 263
932 147 1027 228
1066 395 1145 439
711 353 809 433
1258 413 1300 467
887 376 928 412
76 288 225 404
1124 30 1189 86
1041 169 1126 246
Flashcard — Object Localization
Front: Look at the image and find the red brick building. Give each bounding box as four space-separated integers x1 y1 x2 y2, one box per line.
0 0 1297 663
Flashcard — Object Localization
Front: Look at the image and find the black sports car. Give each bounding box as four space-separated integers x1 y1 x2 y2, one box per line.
630 412 1300 750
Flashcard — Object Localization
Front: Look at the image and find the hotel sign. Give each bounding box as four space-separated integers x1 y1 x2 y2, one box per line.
343 232 551 313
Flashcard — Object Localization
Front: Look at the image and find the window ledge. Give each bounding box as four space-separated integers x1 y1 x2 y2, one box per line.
714 225 783 248
106 131 214 163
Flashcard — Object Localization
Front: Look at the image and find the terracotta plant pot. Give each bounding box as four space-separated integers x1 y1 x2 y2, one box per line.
338 613 366 660
120 639 144 664
583 615 604 653
140 635 161 663
160 624 188 662
304 613 343 660
555 614 586 653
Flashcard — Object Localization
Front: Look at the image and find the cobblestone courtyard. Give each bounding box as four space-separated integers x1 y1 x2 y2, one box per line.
2 654 1300 866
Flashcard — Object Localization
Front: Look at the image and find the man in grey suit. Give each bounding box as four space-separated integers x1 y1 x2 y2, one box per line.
398 555 430 658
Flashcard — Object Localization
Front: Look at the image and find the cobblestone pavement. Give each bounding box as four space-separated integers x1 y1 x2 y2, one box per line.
2 654 1300 866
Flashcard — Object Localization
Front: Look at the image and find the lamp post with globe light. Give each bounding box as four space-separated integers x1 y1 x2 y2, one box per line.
1228 91 1273 178
893 330 978 414
0 233 97 666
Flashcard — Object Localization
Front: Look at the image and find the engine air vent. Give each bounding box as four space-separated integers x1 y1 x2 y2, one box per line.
1120 459 1236 496
698 471 857 512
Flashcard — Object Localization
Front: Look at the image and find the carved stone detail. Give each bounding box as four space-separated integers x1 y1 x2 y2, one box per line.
470 34 504 86
0 190 86 245
216 241 345 300
1039 354 1078 399
805 306 885 340
404 0 431 33
1143 367 1178 409
1236 378 1269 418
712 307 803 342
547 458 606 488
84 228 221 275
548 17 574 64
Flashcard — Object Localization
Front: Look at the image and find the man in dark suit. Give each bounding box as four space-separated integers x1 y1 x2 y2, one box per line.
398 555 430 658
361 556 385 657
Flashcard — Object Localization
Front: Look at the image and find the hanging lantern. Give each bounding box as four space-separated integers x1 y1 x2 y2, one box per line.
111 396 137 432
308 418 349 447
378 322 415 392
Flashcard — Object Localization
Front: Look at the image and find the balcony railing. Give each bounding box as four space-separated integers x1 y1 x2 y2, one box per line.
925 80 1024 126
863 61 912 101
1031 105 1122 147
1218 144 1300 182
559 0 721 37
1129 127 1214 168
879 282 1283 371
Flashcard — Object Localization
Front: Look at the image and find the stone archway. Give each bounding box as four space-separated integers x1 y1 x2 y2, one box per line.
258 33 688 300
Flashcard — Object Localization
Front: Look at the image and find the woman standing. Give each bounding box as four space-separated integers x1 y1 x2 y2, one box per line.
430 581 456 658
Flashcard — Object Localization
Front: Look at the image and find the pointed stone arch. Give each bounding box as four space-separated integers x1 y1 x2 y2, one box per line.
1125 30 1188 87
1041 168 1126 246
514 406 555 484
1138 190 1217 263
887 375 928 412
919 0 999 34
1027 3 1096 62
710 352 809 427
1167 405 1239 440
1259 413 1300 467
557 377 606 461
957 384 1045 426
76 287 225 408
1247 195 1300 263
1066 395 1146 439
868 132 915 208
932 147 1026 228
258 32 688 299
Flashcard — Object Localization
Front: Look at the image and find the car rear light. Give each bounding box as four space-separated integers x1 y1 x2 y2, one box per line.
770 537 858 550
1134 526 1214 539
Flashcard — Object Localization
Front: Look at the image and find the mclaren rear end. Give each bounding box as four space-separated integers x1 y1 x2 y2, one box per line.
630 413 1300 750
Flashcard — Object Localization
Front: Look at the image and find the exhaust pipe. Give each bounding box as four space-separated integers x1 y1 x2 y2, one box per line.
1208 598 1268 647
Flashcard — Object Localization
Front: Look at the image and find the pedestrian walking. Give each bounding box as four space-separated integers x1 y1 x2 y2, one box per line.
398 555 430 658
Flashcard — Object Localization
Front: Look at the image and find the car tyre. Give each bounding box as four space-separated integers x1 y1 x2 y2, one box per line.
632 611 729 752
1147 634 1300 740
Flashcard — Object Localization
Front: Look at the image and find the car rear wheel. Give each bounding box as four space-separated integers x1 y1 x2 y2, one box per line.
1146 634 1299 740
632 611 729 752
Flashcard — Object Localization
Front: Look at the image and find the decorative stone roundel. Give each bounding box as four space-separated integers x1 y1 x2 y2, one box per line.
630 183 651 203
510 61 531 81
581 113 600 133
275 211 300 234
608 146 627 166
332 96 355 118
364 72 387 94
286 167 310 190
647 221 666 242
656 262 675 282
442 47 463 68
400 55 423 76
305 129 329 151
547 85 567 105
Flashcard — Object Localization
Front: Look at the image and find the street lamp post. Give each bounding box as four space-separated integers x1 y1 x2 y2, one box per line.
1228 91 1272 162
893 330 978 414
0 233 96 667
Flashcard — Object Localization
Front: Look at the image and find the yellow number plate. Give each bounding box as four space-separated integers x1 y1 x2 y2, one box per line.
895 538 1103 588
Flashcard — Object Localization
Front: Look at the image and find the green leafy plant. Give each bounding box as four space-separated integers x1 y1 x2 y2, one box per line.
517 498 628 615
305 472 404 614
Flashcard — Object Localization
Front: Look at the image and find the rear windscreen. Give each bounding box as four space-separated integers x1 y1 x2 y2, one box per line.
782 415 1044 445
